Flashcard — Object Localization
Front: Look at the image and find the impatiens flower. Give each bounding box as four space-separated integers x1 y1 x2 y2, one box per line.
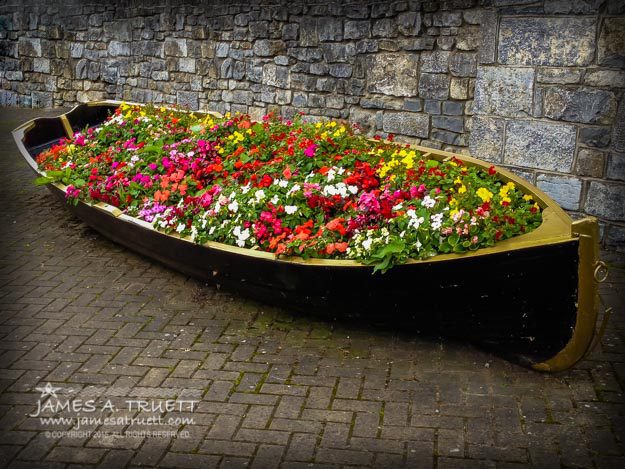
304 144 317 157
284 205 298 215
476 188 493 203
421 195 436 208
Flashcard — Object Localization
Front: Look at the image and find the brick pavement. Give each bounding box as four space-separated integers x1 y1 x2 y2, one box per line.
0 108 624 468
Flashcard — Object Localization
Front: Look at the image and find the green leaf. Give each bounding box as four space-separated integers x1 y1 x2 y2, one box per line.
190 124 203 134
425 159 439 169
448 234 459 246
34 176 54 186
74 178 86 188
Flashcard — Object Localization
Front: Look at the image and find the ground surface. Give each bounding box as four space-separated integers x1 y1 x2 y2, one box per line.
0 107 624 468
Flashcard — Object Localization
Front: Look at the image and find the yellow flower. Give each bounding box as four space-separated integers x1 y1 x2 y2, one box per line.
523 194 533 202
476 187 493 203
449 197 457 207
458 184 467 194
454 176 462 185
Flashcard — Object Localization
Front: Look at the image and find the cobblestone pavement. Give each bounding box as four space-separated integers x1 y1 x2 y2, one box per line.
1 108 624 468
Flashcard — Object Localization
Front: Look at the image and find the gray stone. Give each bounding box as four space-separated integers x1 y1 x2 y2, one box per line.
382 111 429 138
474 67 534 117
449 77 469 100
607 153 625 181
585 182 625 221
456 26 480 51
432 116 464 133
164 38 187 57
249 21 269 39
432 130 463 146
443 101 464 116
177 91 198 110
419 73 450 100
102 66 119 84
372 19 398 38
421 51 450 73
606 225 625 253
361 97 403 110
75 59 88 79
274 56 289 66
504 120 576 172
33 58 49 73
498 17 596 66
253 40 284 57
292 92 307 106
469 116 504 163
544 0 605 14
329 64 352 78
437 37 455 51
215 42 229 58
322 43 356 63
404 99 422 112
613 97 625 152
108 41 130 57
179 58 196 73
598 18 625 67
344 21 370 40
432 12 461 27
576 149 605 178
544 87 617 125
397 12 421 36
282 23 298 41
151 71 169 81
367 53 418 97
262 63 289 88
478 10 497 64
103 21 131 41
18 37 41 56
31 91 52 107
318 17 342 41
424 100 441 115
584 70 625 88
580 127 611 148
536 174 582 211
349 107 377 133
536 68 582 85
449 52 477 77
299 17 318 47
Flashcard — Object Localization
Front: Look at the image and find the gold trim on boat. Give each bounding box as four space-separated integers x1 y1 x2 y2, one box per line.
59 114 74 139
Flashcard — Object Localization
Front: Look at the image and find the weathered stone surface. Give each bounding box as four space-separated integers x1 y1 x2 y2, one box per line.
164 38 187 57
31 90 52 107
576 149 605 178
253 39 284 57
177 90 198 110
318 17 342 41
372 18 398 38
33 58 49 73
397 12 421 36
432 116 464 133
321 43 356 63
418 73 449 100
613 98 625 152
433 12 461 27
598 18 625 67
421 51 450 73
443 101 463 116
536 174 582 211
349 107 377 133
17 37 41 56
544 0 605 14
580 127 611 148
328 63 352 78
474 67 534 117
449 52 476 77
262 63 289 88
469 116 504 163
103 21 131 41
543 87 616 125
498 18 596 66
344 20 370 40
607 153 625 182
179 58 196 73
367 53 418 97
478 10 497 64
606 225 625 252
456 25 480 51
449 77 469 100
504 120 576 171
585 182 625 221
584 70 625 88
108 41 130 57
382 111 429 138
537 68 582 85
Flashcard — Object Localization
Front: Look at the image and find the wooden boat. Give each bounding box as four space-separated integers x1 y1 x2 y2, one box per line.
12 100 607 371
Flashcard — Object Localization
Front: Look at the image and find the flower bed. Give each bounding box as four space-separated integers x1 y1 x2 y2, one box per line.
35 103 542 272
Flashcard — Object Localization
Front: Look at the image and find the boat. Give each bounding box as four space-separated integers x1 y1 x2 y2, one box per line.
12 100 608 371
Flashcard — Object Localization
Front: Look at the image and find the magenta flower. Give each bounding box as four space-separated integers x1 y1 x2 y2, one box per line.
304 144 317 158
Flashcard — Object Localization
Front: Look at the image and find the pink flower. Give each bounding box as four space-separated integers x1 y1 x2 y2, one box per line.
74 135 86 146
304 144 317 158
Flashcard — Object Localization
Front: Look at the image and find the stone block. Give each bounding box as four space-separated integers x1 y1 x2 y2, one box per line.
606 225 625 252
613 97 625 152
33 58 50 73
598 18 625 67
443 101 464 116
18 37 41 57
536 174 582 211
544 87 616 125
421 51 450 73
344 21 370 40
179 58 196 73
329 64 352 78
397 12 421 36
382 112 429 138
504 120 576 172
349 107 377 133
32 91 52 107
457 26 480 51
469 116 504 163
103 21 131 41
373 19 398 38
449 52 477 77
404 99 422 112
474 66 534 117
498 17 596 66
449 77 469 100
299 17 318 47
584 182 625 221
432 130 464 146
478 10 497 64
282 23 298 41
607 153 625 181
419 73 449 100
322 43 356 63
432 12 461 27
579 127 611 148
366 53 418 97
253 40 284 57
576 149 605 178
177 91 198 110
536 68 582 85
584 70 625 88
108 41 130 57
424 100 441 115
318 17 342 41
544 0 605 14
164 38 187 57
432 116 464 133
262 63 289 88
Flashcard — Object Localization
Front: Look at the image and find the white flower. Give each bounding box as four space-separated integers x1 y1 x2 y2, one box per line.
176 223 185 233
228 200 239 213
348 185 358 195
278 179 289 188
392 203 403 211
233 226 251 247
241 184 251 194
217 194 228 206
288 184 301 195
254 189 266 202
271 195 280 205
284 205 298 215
431 213 444 230
422 195 436 208
362 238 373 251
327 168 336 182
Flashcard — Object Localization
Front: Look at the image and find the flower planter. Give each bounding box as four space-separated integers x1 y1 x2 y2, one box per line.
13 101 602 371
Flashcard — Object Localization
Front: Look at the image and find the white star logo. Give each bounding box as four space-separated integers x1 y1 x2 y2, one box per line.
35 383 62 399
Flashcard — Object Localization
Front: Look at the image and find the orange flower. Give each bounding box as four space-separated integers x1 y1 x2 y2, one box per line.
154 189 170 202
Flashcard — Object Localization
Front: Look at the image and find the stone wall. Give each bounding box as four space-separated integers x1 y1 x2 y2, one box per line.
1 0 624 248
